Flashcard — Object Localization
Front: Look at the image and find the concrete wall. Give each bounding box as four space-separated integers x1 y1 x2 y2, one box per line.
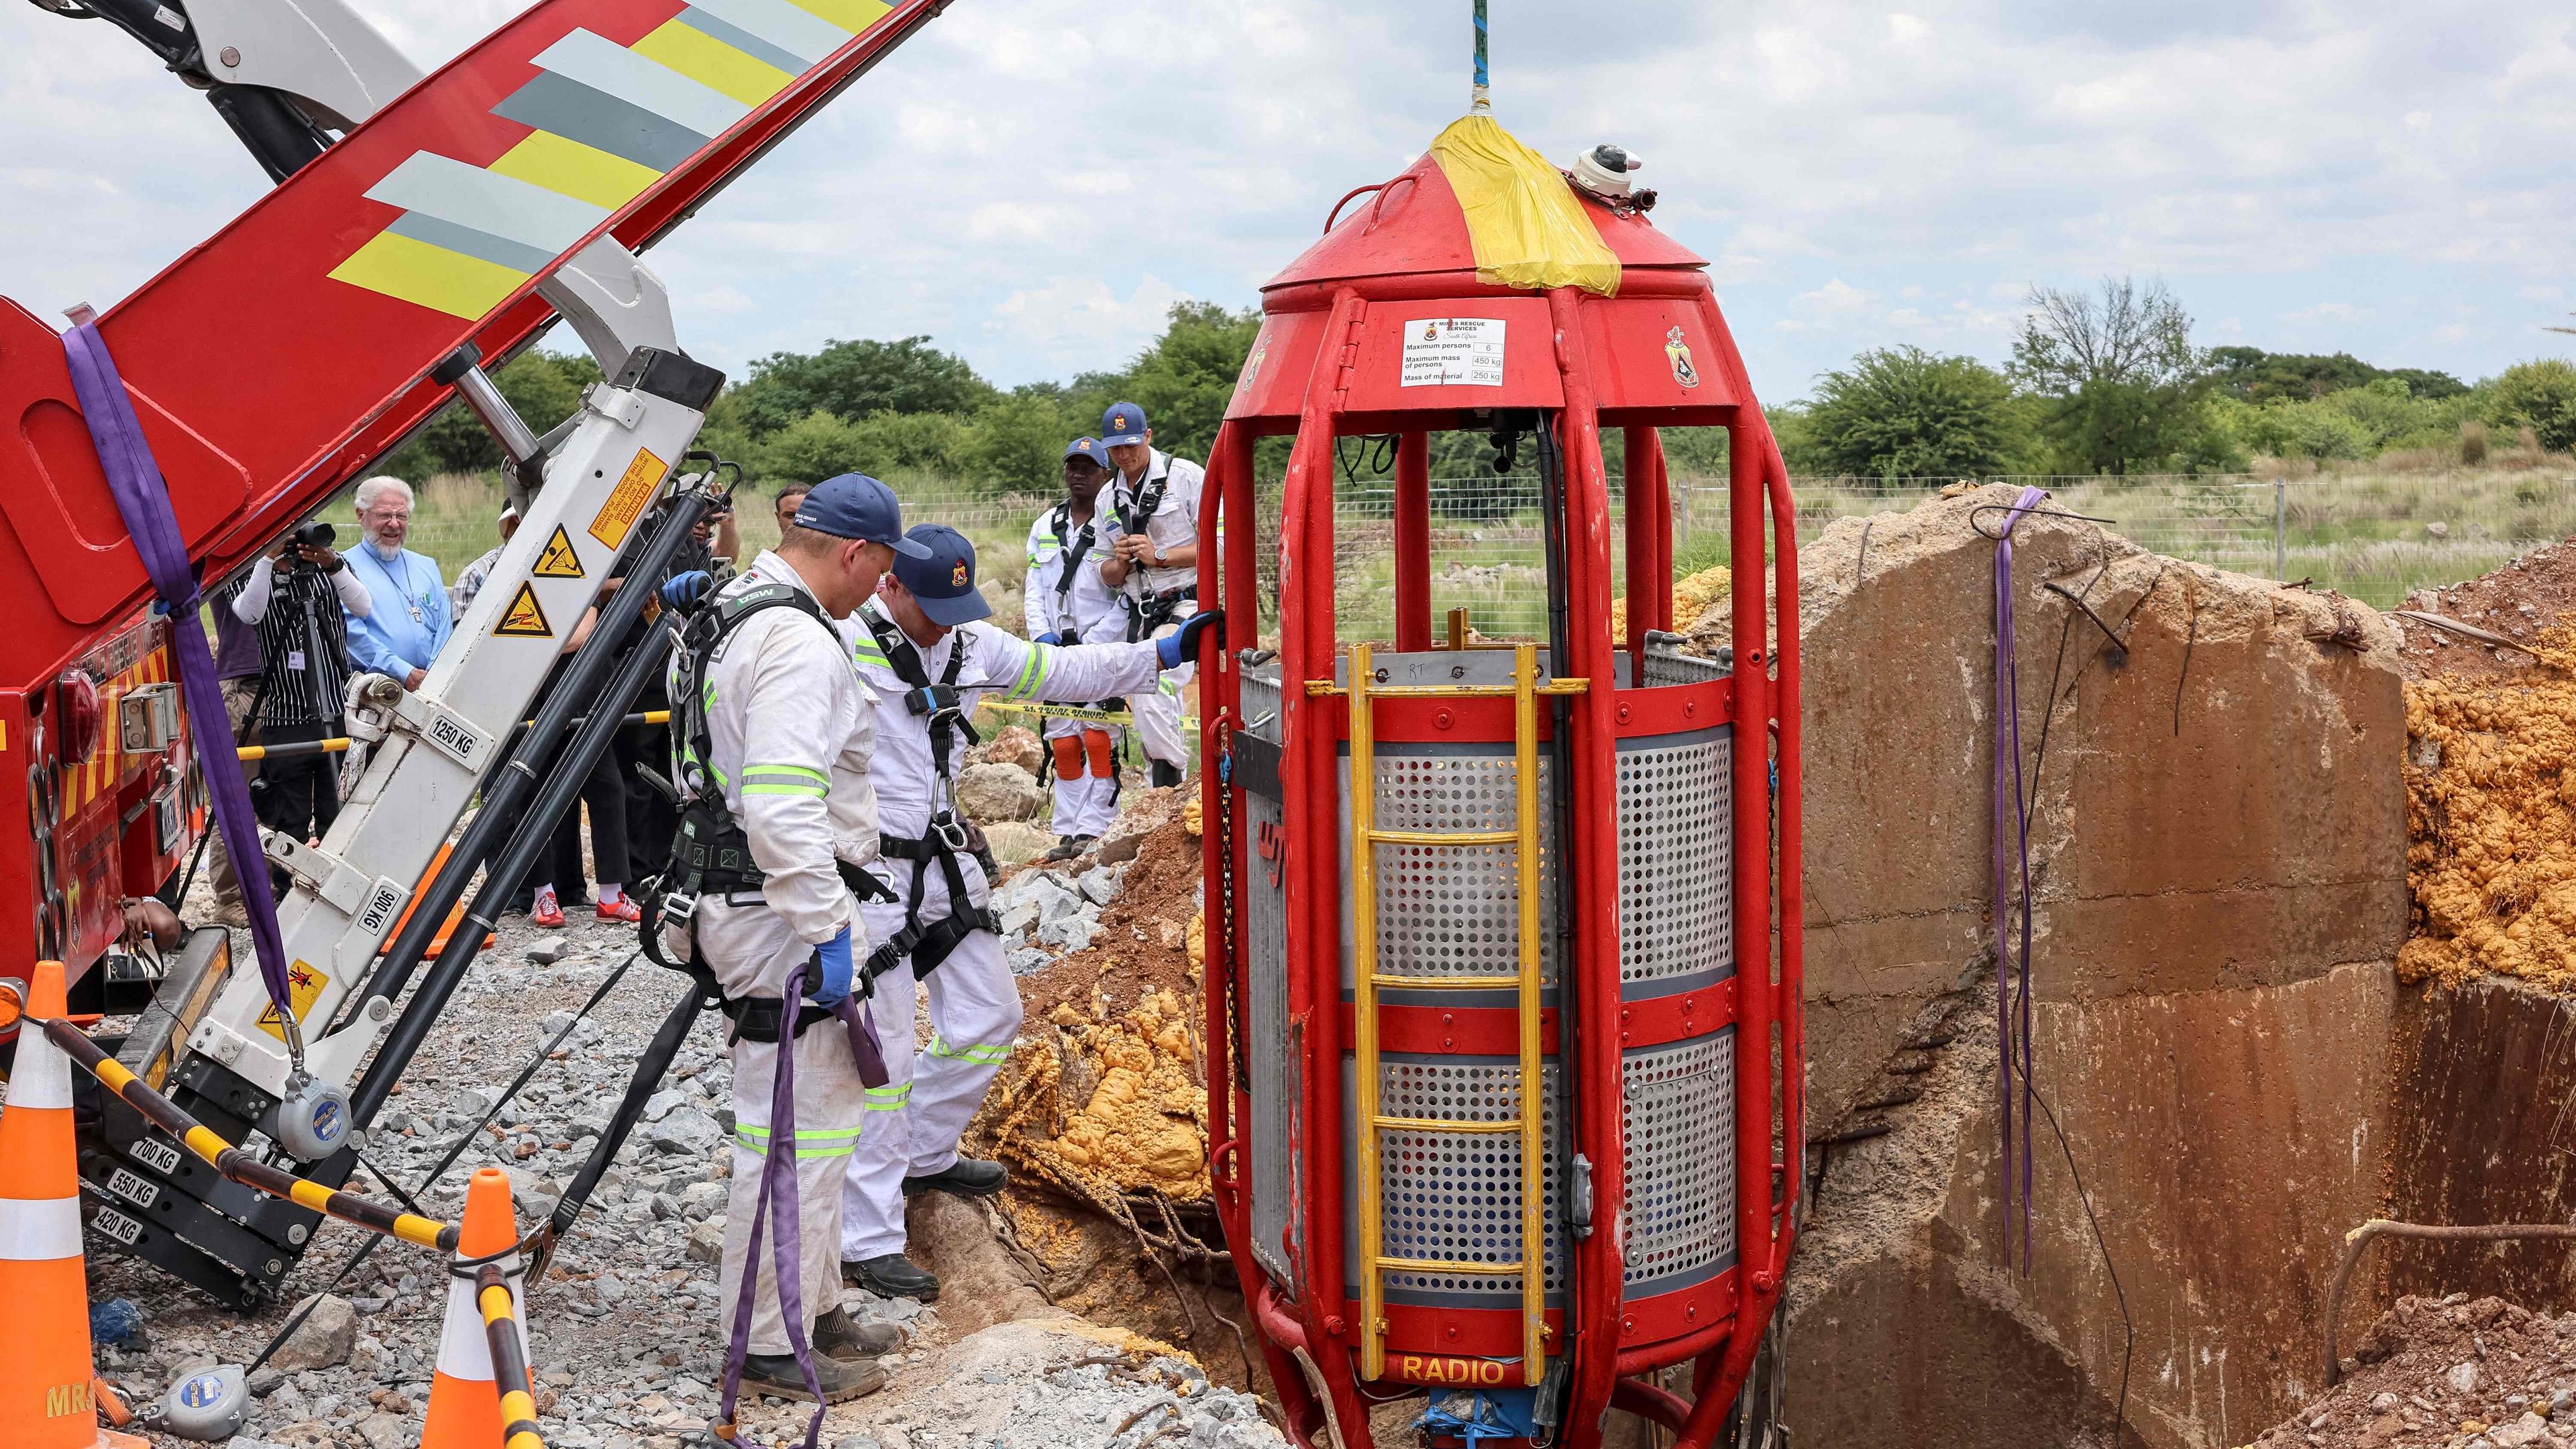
2380 977 2576 1311
1715 485 2410 1449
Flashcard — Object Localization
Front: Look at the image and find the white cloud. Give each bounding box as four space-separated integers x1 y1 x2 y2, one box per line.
1 0 2568 400
989 275 1186 374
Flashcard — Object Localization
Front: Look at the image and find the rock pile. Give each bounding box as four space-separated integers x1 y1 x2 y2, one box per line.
2253 1295 2576 1449
119 789 1263 1449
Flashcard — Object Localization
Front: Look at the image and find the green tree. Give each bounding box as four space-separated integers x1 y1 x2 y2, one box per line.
845 409 974 478
1803 345 2019 480
2206 345 2465 402
732 335 996 437
749 410 870 486
2012 277 2210 476
384 351 594 479
1115 302 1263 463
967 390 1085 496
2487 359 2576 453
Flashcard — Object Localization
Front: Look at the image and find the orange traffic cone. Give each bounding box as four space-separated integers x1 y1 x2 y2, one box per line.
0 961 146 1449
421 1166 531 1449
387 844 494 957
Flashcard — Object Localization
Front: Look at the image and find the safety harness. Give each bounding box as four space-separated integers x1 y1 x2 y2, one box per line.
1044 500 1099 645
1036 501 1116 792
856 605 1000 987
645 581 897 1045
1112 466 1194 642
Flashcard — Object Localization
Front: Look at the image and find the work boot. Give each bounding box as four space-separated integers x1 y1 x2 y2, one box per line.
1149 761 1183 790
904 1157 1007 1199
1042 835 1094 863
734 1351 887 1403
812 1305 905 1361
844 1252 941 1302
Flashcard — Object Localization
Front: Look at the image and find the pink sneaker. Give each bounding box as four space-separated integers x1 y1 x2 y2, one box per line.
531 889 566 929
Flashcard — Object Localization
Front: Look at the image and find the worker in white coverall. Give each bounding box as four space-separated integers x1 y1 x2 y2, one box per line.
839 523 1222 1300
1095 400 1205 790
1024 436 1129 859
676 474 920 1403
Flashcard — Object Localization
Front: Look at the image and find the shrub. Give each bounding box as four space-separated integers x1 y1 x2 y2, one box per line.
2487 360 2576 453
1805 345 2021 480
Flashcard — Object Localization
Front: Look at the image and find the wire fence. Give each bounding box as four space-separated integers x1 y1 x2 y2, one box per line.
377 466 2576 644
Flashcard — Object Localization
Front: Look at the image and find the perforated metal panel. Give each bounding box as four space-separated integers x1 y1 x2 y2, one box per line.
1243 792 1296 1291
1615 731 1731 994
1240 667 1282 742
1346 1055 1565 1306
1621 1032 1737 1295
1342 746 1561 991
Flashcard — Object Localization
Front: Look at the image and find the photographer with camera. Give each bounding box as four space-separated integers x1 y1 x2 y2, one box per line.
232 521 371 894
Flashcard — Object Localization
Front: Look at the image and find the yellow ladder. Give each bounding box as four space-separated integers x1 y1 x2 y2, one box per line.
1322 639 1585 1385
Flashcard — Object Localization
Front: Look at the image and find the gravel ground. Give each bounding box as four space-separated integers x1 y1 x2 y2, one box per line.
2396 539 2576 685
87 780 1277 1449
2253 1295 2576 1449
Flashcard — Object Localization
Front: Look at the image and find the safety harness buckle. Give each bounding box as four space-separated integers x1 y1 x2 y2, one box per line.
931 810 972 853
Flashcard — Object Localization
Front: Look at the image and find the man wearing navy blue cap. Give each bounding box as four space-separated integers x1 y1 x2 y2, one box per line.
664 471 924 1403
835 523 1221 1301
1024 437 1127 857
1094 402 1205 789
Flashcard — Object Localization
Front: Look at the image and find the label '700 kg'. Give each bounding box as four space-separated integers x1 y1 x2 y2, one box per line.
128 1136 184 1175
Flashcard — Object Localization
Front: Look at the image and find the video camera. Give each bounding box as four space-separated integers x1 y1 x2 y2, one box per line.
280 519 339 572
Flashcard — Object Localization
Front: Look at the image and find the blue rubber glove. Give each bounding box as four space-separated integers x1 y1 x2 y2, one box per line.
659 570 714 612
1033 631 1061 648
807 926 854 1008
1157 609 1224 669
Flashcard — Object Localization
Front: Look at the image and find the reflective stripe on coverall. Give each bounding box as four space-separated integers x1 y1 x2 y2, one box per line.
839 614 1169 1263
1102 450 1203 770
1025 506 1128 840
683 549 883 1356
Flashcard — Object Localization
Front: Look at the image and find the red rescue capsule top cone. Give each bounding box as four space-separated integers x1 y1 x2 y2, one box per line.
0 961 146 1449
421 1166 532 1449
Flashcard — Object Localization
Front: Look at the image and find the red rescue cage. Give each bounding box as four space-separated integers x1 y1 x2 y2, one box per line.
1193 123 1804 1449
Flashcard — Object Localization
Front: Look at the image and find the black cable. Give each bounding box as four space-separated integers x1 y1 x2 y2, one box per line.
2000 565 2133 1444
2028 1081 2134 1443
1334 433 1397 482
243 951 639 1373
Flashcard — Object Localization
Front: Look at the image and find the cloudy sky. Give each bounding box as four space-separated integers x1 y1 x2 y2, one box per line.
4 1 2571 402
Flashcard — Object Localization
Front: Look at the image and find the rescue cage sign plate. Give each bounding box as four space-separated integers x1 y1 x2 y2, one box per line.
1400 317 1507 387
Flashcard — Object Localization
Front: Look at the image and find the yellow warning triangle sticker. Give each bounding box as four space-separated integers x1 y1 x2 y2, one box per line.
493 582 553 638
533 525 584 579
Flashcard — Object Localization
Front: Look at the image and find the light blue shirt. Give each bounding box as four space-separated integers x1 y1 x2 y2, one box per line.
343 539 453 678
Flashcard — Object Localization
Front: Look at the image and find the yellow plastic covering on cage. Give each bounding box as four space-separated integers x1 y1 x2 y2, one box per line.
1428 113 1621 297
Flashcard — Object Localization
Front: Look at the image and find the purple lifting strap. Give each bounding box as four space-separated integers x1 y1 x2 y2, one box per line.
1990 484 2045 1275
835 993 888 1090
60 317 297 1020
716 960 829 1449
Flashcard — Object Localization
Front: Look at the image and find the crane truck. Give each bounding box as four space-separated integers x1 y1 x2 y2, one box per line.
4 0 951 1309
